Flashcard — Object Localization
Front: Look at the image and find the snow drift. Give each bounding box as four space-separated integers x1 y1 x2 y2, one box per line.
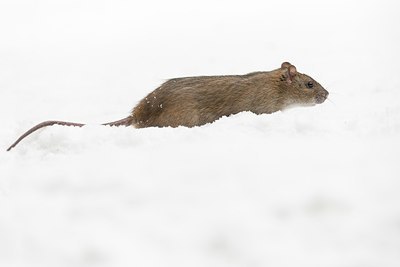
1 0 400 266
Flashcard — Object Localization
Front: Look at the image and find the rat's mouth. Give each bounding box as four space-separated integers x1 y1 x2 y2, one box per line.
315 91 329 104
315 95 326 104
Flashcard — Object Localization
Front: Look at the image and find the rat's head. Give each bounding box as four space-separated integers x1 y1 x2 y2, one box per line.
279 62 329 108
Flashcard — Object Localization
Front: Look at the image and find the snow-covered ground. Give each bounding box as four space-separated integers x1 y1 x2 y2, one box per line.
1 0 400 266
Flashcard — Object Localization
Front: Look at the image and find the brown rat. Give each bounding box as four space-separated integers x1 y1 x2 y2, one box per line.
6 62 328 151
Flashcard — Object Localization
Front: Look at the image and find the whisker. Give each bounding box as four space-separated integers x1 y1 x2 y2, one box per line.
327 91 342 96
326 98 335 105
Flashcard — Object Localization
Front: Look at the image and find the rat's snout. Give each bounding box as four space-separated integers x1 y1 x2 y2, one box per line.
315 88 329 104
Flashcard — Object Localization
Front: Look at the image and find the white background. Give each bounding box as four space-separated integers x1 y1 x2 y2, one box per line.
1 0 400 266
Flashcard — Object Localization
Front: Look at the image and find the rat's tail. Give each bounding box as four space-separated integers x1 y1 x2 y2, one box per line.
6 116 133 151
102 116 133 127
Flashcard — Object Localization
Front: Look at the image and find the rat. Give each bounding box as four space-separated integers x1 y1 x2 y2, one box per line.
6 62 328 151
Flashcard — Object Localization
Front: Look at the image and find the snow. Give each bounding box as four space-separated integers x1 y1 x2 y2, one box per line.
1 0 400 266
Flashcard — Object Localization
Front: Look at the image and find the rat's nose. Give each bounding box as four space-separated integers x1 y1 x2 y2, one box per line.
324 89 329 98
316 89 329 104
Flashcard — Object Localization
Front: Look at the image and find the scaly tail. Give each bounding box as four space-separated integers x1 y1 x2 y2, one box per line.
102 116 133 127
7 116 133 151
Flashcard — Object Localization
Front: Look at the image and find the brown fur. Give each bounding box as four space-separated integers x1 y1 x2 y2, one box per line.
6 62 328 151
131 62 328 128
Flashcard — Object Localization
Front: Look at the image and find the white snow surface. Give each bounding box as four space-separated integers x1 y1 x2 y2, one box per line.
1 0 400 266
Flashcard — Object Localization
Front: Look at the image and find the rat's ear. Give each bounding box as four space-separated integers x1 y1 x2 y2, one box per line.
281 62 291 69
289 65 297 77
285 65 297 83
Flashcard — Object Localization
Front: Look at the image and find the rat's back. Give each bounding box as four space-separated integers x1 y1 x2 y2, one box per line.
131 72 271 128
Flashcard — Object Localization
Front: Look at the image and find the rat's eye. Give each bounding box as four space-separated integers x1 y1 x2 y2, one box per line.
306 81 314 89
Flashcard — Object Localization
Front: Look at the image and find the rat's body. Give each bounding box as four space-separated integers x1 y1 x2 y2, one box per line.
7 62 329 151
